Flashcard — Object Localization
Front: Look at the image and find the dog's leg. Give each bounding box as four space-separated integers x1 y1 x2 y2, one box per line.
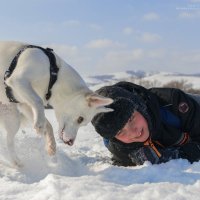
44 119 56 156
7 79 46 135
6 129 23 168
4 105 23 167
17 103 56 156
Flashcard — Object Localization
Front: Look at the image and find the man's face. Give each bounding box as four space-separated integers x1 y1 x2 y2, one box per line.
115 111 150 143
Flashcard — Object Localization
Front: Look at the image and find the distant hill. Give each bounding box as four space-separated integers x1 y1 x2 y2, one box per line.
85 71 200 91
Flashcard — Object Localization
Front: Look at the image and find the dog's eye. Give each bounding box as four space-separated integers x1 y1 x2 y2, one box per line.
77 116 84 124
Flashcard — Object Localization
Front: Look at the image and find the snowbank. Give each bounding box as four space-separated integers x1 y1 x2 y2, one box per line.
0 110 200 200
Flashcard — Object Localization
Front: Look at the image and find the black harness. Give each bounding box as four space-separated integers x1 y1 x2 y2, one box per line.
4 45 59 103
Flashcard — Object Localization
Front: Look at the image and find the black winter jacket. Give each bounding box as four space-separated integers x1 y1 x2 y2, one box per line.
105 81 200 166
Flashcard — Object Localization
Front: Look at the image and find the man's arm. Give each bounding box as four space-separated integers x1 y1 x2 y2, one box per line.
129 142 200 165
107 138 200 166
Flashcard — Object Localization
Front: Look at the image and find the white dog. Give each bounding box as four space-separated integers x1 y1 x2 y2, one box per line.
0 41 113 166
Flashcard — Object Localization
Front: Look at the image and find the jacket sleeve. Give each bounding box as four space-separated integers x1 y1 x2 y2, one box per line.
107 139 200 166
107 140 181 166
180 142 200 163
150 88 200 142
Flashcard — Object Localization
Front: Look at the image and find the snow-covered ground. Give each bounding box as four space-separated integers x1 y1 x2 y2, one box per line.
0 110 200 200
1 72 200 200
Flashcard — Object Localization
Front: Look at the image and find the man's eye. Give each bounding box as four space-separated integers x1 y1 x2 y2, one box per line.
77 116 84 124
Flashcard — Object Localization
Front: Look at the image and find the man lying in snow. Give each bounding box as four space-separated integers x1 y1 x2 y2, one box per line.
91 81 200 166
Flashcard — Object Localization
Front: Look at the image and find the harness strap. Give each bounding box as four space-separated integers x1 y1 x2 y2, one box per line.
4 45 59 103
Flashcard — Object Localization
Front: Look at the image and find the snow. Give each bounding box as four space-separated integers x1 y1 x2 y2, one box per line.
1 72 200 200
0 109 200 200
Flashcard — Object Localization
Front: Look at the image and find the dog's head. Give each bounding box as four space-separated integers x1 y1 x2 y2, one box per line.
53 92 113 145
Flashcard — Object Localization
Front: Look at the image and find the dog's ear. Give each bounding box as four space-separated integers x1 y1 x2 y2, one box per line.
86 93 113 108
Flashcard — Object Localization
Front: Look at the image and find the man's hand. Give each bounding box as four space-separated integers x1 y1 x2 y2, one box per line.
180 142 200 163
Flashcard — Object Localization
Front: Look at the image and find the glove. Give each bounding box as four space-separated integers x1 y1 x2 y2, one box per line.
128 146 160 165
179 142 200 163
128 146 181 165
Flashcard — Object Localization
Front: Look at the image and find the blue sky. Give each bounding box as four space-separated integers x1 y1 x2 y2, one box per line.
1 0 200 76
